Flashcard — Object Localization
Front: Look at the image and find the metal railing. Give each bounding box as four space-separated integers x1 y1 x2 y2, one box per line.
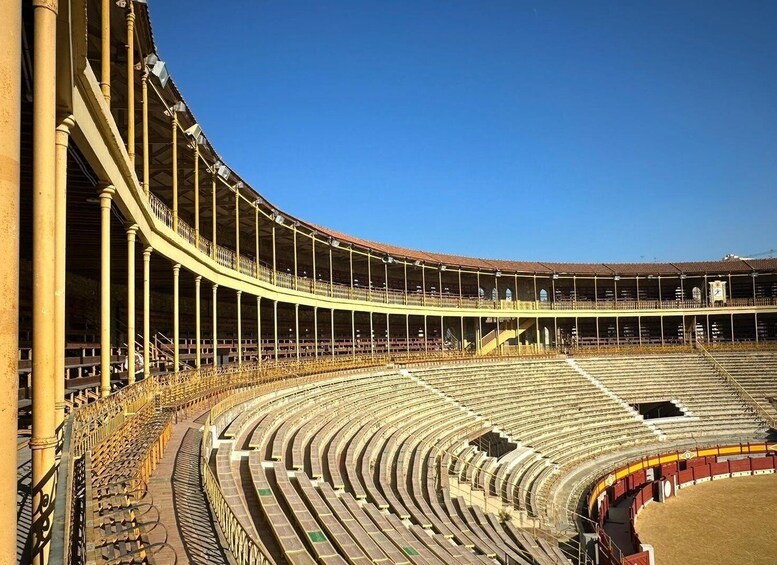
145 193 777 313
697 342 777 430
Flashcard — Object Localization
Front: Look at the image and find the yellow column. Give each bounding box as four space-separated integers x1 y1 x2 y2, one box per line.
101 0 111 105
54 114 74 431
331 309 336 358
100 186 115 398
293 224 298 289
126 224 138 384
31 0 60 553
143 247 151 379
295 304 300 361
236 290 242 365
256 296 262 365
351 310 356 358
254 205 259 278
195 276 201 369
212 283 218 367
171 113 178 233
142 68 149 197
0 0 21 558
273 300 279 360
313 307 318 358
235 190 240 272
126 3 135 166
211 173 217 259
173 263 180 374
193 144 199 248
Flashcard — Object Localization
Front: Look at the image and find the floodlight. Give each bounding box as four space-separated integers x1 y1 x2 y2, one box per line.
146 54 169 89
275 214 285 225
414 260 422 267
330 238 340 248
184 123 203 140
215 162 231 181
495 270 502 278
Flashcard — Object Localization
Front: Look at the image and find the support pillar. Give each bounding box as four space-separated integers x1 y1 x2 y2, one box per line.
331 309 335 359
101 0 111 104
100 186 115 397
235 190 240 272
126 224 138 384
351 311 356 358
212 284 218 367
236 290 242 365
0 0 21 556
314 307 319 358
54 115 74 429
273 301 279 360
173 264 180 373
295 304 300 361
30 0 62 556
143 247 151 379
142 68 149 196
195 276 201 368
126 3 135 165
171 113 178 233
211 174 217 259
369 313 374 358
257 296 262 364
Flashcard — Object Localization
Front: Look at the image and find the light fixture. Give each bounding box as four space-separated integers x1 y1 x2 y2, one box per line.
146 54 170 89
330 238 340 248
274 214 285 225
215 162 231 181
382 255 394 264
614 275 620 281
495 270 502 278
552 273 559 280
184 123 203 144
234 181 244 190
680 274 687 280
439 264 447 271
171 101 186 114
414 260 422 267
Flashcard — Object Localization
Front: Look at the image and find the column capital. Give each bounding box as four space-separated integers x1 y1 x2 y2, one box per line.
172 263 181 274
99 185 115 203
56 113 76 136
32 0 58 15
143 245 153 257
236 289 242 296
125 223 139 238
195 275 202 283
212 282 219 291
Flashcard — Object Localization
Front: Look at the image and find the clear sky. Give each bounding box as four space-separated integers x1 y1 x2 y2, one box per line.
148 1 777 263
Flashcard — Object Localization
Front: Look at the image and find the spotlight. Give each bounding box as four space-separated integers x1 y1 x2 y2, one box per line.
145 54 169 89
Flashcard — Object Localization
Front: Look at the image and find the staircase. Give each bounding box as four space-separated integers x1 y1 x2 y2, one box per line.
697 342 777 431
479 318 534 356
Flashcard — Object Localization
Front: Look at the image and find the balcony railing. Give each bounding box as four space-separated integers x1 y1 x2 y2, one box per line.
146 193 777 312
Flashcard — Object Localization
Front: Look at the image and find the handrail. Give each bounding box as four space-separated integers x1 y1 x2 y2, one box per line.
696 342 777 430
144 192 777 313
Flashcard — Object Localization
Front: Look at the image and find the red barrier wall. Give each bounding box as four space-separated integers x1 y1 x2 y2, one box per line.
692 463 711 481
678 468 694 486
729 458 752 473
710 460 730 477
751 456 776 471
622 550 651 565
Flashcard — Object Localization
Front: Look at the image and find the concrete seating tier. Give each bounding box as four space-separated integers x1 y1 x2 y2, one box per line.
711 351 777 420
208 368 572 564
574 354 766 439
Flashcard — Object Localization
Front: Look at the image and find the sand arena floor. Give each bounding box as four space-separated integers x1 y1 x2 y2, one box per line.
635 474 777 565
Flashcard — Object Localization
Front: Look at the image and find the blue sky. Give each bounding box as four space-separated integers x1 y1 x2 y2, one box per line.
149 1 777 263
